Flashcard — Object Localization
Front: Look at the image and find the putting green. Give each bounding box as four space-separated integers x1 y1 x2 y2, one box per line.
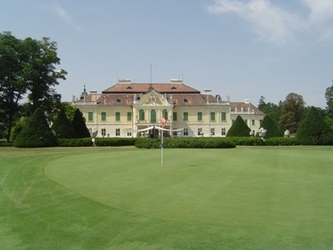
45 147 333 235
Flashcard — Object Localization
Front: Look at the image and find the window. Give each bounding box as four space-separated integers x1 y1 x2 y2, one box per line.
127 131 132 136
183 128 188 136
101 112 106 121
197 112 202 121
210 112 215 121
173 129 178 136
252 119 255 126
198 128 203 136
221 128 226 136
88 112 93 122
183 112 188 121
162 109 168 120
173 112 177 121
183 98 188 103
221 112 226 121
150 109 156 123
260 119 263 126
244 119 248 125
232 119 235 124
115 128 120 136
116 99 121 103
115 112 120 121
139 109 145 121
101 128 106 137
211 128 215 136
127 112 132 121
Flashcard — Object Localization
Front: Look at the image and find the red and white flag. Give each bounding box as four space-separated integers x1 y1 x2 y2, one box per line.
161 116 166 127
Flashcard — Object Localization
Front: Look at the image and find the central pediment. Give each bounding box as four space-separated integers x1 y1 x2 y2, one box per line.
133 89 172 106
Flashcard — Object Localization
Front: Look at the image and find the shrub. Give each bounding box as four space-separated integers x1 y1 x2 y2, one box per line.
14 108 57 148
227 115 251 137
57 138 93 147
94 138 137 146
295 106 333 145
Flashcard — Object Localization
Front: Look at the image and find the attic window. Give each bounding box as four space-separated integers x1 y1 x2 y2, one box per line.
171 87 176 89
183 98 188 103
127 86 132 89
116 99 121 103
136 97 141 101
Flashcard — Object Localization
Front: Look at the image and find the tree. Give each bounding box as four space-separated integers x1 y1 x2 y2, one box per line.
325 84 333 127
261 115 283 138
258 96 282 126
51 107 76 138
71 108 90 138
226 115 251 137
0 32 28 142
13 108 57 147
295 106 333 145
278 93 305 133
22 37 67 115
0 32 66 142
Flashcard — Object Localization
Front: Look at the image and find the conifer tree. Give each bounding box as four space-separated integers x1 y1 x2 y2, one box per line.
13 108 57 147
261 115 283 138
296 106 333 145
226 115 251 137
52 107 76 138
72 108 90 138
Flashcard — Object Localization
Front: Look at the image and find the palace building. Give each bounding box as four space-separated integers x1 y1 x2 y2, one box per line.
73 79 265 138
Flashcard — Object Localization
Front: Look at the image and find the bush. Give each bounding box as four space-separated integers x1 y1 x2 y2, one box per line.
135 138 236 149
94 138 137 146
227 115 251 137
14 108 57 148
57 138 93 147
72 109 90 138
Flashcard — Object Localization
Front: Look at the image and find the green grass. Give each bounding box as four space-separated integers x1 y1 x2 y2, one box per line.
1 146 333 249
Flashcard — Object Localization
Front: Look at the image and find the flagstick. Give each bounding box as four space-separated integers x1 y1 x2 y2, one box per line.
161 129 164 167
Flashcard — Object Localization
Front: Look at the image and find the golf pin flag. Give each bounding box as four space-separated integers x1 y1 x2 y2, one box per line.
161 116 166 127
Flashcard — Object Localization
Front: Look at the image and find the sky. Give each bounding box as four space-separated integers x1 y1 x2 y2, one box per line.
1 0 333 108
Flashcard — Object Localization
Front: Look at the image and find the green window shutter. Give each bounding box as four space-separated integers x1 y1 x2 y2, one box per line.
221 112 226 121
173 112 177 121
151 110 156 123
88 112 93 122
210 112 215 121
101 112 106 121
139 110 145 121
197 112 202 121
127 112 132 121
183 112 188 121
252 119 255 126
115 112 120 121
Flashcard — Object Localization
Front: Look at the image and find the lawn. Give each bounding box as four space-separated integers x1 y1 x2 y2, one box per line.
1 146 333 249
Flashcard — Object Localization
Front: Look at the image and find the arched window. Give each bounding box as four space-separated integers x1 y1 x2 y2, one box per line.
139 109 145 121
150 109 156 123
162 109 168 120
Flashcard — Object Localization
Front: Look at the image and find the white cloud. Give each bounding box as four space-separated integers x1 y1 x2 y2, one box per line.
50 1 83 33
206 0 333 44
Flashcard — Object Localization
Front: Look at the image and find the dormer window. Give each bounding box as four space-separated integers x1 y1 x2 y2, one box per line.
171 87 177 89
116 99 121 103
126 86 132 89
183 98 188 103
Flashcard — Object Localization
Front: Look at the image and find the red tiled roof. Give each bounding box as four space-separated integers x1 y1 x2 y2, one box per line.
231 102 265 115
102 83 200 94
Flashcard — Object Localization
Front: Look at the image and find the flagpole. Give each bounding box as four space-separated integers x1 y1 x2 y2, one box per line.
161 129 164 167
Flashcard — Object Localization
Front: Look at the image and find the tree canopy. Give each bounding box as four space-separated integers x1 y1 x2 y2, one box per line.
0 32 66 142
278 93 305 133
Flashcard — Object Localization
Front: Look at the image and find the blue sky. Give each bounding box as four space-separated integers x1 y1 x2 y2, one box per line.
1 0 333 108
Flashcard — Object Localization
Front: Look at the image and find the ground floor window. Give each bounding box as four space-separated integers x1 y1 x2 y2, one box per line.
198 128 203 136
127 132 132 136
210 128 215 136
173 129 178 136
221 128 226 136
183 128 188 136
101 128 106 137
116 128 120 136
